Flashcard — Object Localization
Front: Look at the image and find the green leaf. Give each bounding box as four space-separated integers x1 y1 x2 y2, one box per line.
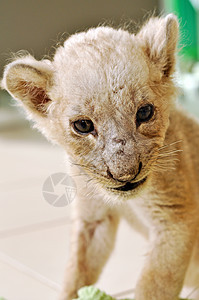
74 286 115 300
73 286 192 300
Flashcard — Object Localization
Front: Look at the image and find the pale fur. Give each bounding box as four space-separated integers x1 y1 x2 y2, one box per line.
1 14 199 300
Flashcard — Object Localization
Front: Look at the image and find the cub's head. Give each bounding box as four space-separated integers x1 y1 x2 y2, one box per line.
2 14 178 198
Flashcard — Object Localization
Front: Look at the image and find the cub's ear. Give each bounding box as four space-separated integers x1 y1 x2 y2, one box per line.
137 14 179 77
1 56 53 117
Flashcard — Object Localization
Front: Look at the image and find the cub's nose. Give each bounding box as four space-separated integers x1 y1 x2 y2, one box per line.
107 162 142 182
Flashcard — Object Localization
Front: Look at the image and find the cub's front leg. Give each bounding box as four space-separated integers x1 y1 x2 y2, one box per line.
135 207 197 300
59 194 119 300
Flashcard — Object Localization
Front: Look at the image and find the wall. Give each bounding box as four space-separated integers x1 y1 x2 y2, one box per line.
0 0 159 76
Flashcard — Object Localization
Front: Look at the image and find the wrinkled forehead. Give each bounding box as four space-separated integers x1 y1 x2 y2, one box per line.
53 40 150 116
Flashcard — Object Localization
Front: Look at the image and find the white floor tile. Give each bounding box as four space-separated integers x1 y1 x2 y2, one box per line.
0 260 59 300
97 220 147 296
0 140 74 231
0 182 72 232
0 225 71 286
0 141 66 184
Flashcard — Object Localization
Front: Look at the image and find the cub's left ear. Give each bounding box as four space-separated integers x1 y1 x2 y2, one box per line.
1 55 53 117
137 14 179 77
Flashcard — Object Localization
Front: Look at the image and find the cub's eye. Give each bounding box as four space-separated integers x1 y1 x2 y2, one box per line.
73 119 94 134
136 104 154 125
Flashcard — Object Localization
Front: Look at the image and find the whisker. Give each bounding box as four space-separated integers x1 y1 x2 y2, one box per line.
86 178 95 185
152 164 176 172
158 149 183 155
155 158 178 165
147 139 183 174
157 157 180 162
70 161 110 181
158 140 183 151
157 153 180 159
151 162 177 171
70 173 88 178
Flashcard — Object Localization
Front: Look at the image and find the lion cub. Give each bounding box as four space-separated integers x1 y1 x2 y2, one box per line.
2 14 199 300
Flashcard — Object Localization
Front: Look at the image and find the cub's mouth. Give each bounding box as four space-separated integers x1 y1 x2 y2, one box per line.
109 177 147 192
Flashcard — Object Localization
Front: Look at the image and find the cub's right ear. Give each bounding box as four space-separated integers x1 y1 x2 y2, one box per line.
1 55 53 118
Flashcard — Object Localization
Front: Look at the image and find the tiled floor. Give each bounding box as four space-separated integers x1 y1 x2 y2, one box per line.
0 93 197 300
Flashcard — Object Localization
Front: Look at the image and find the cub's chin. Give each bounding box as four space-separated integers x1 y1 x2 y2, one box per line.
91 176 149 204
